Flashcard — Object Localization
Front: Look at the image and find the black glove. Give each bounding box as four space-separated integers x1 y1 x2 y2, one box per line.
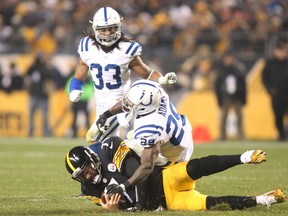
105 181 131 198
124 203 144 212
96 110 113 132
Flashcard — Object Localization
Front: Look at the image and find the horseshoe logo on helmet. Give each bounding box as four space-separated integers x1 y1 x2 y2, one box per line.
140 91 153 106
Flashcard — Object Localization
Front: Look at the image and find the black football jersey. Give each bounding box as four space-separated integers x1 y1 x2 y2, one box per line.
81 136 140 209
81 136 166 210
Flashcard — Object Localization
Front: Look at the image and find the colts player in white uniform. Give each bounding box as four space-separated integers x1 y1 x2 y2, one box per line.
124 80 194 166
96 79 194 196
68 7 177 143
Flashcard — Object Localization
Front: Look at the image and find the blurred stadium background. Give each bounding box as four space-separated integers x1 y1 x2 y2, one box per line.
1 0 288 141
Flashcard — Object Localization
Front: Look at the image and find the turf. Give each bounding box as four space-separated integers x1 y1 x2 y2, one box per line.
0 137 287 216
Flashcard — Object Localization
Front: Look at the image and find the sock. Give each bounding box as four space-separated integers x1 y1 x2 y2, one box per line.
206 196 257 210
187 155 241 180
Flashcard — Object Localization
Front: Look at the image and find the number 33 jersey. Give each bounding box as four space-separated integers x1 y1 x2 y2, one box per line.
132 84 194 166
78 37 142 104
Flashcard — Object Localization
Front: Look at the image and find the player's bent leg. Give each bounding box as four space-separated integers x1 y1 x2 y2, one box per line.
186 155 242 180
168 190 207 211
163 162 196 208
163 162 195 191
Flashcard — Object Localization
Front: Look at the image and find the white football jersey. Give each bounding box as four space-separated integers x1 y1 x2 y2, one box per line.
79 37 142 141
78 36 142 106
131 84 194 165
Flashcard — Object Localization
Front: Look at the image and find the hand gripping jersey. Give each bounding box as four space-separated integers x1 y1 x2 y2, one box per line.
130 83 194 166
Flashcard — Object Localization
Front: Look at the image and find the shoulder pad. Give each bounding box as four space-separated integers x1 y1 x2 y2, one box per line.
124 41 142 57
78 37 92 53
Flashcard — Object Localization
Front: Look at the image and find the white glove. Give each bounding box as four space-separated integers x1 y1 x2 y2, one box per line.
69 90 83 102
158 72 177 85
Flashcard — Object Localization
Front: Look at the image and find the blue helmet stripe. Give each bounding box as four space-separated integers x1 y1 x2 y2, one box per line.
104 7 108 24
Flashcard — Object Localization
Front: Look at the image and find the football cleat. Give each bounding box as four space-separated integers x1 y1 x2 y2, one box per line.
257 188 287 207
240 150 266 164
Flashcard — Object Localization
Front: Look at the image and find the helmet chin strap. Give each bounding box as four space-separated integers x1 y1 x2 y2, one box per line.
91 174 102 184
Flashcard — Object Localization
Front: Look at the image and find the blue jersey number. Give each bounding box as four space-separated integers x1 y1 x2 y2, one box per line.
166 102 184 146
90 63 121 90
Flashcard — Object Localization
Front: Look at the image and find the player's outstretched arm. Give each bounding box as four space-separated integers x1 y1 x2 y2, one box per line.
130 56 177 84
129 56 162 81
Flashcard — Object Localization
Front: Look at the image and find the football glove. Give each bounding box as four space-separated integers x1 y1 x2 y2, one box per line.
158 72 177 85
69 90 83 102
96 110 113 132
124 203 144 211
105 181 131 198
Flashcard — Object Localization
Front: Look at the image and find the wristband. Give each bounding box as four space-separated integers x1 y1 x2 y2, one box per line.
70 77 83 92
120 181 132 192
158 76 166 85
102 110 113 118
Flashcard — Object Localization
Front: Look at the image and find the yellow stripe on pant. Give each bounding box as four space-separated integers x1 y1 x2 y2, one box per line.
162 161 207 210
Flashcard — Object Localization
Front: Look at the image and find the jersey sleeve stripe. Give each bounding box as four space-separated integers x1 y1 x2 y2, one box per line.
80 37 90 52
134 124 164 133
80 38 85 52
130 44 141 56
125 41 136 55
85 37 90 51
135 130 162 137
96 116 119 141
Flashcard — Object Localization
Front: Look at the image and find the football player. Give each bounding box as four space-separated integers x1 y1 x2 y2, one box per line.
68 7 177 142
65 136 287 211
65 136 161 210
96 79 194 195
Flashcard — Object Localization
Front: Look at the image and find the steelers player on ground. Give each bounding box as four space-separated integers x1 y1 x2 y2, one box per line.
65 136 161 210
65 136 286 211
68 6 177 142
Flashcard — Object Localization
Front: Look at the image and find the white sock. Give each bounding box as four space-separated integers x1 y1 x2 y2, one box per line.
256 195 276 206
240 150 253 163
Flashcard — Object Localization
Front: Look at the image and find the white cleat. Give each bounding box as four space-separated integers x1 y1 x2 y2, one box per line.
256 188 287 207
240 150 266 164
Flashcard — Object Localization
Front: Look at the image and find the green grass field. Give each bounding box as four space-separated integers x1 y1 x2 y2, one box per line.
0 137 287 216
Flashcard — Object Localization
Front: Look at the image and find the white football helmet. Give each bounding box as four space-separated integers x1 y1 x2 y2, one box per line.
91 7 122 47
122 80 162 116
